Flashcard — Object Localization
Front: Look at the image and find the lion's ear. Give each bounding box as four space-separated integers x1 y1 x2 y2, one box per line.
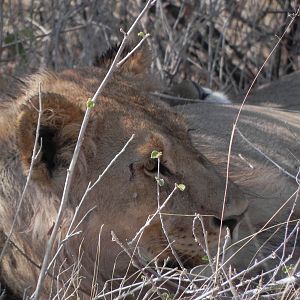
94 43 151 74
121 45 151 74
16 93 84 183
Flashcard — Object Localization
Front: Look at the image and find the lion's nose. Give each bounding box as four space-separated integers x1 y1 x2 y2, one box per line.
212 216 240 238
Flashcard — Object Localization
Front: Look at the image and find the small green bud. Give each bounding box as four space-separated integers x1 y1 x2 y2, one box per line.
138 31 145 38
86 98 95 108
282 264 294 274
155 176 165 187
202 255 209 261
151 150 162 159
175 183 186 191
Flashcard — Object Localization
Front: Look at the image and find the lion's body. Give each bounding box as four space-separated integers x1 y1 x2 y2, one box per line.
180 103 300 271
233 71 300 110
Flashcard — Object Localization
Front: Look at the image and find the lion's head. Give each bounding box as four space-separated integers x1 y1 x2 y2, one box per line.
0 47 248 298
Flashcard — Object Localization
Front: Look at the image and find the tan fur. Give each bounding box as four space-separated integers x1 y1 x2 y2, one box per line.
0 52 248 297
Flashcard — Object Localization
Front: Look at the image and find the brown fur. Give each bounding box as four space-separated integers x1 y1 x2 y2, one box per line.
0 48 247 298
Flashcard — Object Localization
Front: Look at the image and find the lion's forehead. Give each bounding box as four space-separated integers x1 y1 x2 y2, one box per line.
22 69 188 134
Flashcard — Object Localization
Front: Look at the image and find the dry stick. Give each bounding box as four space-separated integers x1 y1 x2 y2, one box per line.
273 204 300 299
221 228 231 268
2 24 89 49
110 159 167 297
170 12 197 78
222 266 240 300
270 193 299 281
110 231 164 299
30 1 156 298
222 191 300 274
0 83 43 263
45 205 96 274
121 247 180 298
91 226 104 299
214 5 300 286
95 253 176 299
25 17 49 35
156 157 185 271
196 214 214 268
129 185 178 244
236 127 297 180
227 223 300 289
176 215 216 298
190 213 216 293
240 262 300 298
115 218 146 298
100 233 184 299
97 269 177 300
109 192 180 296
280 260 300 300
280 191 300 300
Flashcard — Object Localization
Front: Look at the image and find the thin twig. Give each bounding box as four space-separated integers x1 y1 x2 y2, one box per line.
156 157 185 272
129 184 178 244
2 24 89 49
236 127 297 180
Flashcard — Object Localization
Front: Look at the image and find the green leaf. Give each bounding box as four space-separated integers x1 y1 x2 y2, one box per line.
86 98 95 109
175 183 186 191
155 176 165 187
137 31 145 38
282 264 294 274
151 150 162 159
202 255 209 261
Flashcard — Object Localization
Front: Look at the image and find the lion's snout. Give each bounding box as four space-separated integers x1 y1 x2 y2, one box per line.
139 212 244 271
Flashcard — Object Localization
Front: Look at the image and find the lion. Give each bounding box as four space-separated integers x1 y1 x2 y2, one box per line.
233 71 300 110
167 72 300 110
168 80 231 105
179 102 300 274
0 47 248 298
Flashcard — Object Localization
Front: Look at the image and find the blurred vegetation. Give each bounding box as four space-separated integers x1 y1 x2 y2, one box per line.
0 0 299 96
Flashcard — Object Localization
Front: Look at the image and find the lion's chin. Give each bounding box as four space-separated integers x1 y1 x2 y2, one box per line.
157 253 208 270
138 248 209 272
